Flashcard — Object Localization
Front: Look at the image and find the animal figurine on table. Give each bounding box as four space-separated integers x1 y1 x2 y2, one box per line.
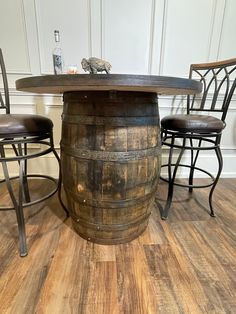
81 57 111 74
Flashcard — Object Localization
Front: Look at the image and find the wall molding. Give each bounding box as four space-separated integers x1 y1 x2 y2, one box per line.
90 0 102 58
101 0 105 59
1 0 236 178
34 0 45 74
147 0 156 74
158 0 167 75
20 0 31 73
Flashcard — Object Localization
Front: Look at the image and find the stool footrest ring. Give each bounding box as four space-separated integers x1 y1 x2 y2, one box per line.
0 174 58 211
160 163 215 188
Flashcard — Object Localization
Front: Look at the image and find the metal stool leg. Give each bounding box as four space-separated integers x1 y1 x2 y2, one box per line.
188 138 202 193
0 149 27 256
12 142 31 203
17 159 28 256
162 136 186 220
209 145 223 217
22 142 31 203
51 145 69 217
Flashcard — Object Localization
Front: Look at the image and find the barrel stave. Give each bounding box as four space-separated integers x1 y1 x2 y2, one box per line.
61 91 161 244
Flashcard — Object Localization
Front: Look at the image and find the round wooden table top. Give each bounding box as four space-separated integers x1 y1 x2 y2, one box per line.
16 74 202 95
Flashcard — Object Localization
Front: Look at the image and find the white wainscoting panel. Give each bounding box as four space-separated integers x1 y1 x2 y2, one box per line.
102 0 153 74
35 0 91 74
218 0 236 60
160 0 216 77
0 0 30 73
0 0 235 178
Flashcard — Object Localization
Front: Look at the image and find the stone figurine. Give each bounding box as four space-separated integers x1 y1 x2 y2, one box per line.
81 57 111 74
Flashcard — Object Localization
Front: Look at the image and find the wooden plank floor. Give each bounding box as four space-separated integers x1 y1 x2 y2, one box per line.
0 178 235 313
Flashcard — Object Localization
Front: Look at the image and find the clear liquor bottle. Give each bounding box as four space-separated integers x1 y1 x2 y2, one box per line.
52 30 63 74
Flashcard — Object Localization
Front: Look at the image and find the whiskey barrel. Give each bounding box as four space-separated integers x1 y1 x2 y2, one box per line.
61 90 161 244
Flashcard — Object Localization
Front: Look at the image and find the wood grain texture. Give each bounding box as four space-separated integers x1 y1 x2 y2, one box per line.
15 74 202 95
0 178 235 313
61 91 161 244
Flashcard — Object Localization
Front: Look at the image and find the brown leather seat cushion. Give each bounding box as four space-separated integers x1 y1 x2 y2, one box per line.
0 114 53 137
161 114 225 133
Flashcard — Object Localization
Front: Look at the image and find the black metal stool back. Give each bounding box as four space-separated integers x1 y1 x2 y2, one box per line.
0 48 66 256
161 58 236 219
188 59 236 120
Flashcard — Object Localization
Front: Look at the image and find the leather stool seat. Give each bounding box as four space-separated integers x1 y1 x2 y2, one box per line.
0 114 53 137
161 114 225 133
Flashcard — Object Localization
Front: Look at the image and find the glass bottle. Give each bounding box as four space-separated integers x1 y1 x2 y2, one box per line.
52 30 63 74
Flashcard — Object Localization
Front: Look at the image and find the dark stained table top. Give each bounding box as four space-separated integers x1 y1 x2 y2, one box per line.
16 74 202 95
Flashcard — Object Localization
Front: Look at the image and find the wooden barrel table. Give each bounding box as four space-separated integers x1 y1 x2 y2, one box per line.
61 90 160 243
16 74 202 244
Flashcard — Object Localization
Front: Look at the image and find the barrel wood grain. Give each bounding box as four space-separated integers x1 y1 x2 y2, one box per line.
61 91 161 244
16 74 202 95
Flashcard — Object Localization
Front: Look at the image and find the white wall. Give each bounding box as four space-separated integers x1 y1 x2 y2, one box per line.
0 0 236 177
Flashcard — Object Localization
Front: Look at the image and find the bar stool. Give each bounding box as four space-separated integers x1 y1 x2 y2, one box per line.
160 58 236 219
0 48 65 256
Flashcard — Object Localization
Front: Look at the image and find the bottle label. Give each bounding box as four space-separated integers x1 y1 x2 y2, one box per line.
53 54 63 74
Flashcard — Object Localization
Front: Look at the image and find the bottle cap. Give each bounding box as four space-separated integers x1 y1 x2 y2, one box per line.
54 30 60 42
